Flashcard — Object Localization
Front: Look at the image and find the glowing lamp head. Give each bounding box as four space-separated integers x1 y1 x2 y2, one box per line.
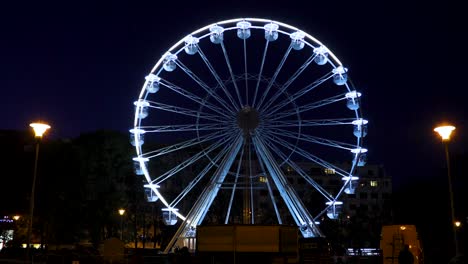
30 122 51 138
13 215 20 221
434 125 455 141
118 209 125 216
455 221 461 227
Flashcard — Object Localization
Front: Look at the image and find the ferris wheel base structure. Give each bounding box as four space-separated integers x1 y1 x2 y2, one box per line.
130 18 368 254
190 224 333 263
196 224 298 253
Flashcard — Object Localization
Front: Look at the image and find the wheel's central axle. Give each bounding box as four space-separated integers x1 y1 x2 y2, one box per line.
236 106 259 135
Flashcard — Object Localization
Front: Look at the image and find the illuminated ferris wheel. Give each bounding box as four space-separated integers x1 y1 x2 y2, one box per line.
130 18 367 252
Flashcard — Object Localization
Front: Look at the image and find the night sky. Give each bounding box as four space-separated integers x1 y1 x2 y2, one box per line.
1 0 467 192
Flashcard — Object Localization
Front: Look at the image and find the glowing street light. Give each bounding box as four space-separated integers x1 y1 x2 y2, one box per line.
13 215 20 221
118 209 125 240
434 125 455 141
434 124 459 256
455 221 461 228
29 123 51 138
26 122 50 262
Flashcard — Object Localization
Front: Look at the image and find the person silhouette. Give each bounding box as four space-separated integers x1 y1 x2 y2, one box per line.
398 244 414 264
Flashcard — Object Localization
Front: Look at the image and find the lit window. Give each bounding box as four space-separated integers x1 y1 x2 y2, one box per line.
324 168 335 174
259 176 267 183
370 180 378 187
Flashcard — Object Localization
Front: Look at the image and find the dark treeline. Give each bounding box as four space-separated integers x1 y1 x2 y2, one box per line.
0 129 158 248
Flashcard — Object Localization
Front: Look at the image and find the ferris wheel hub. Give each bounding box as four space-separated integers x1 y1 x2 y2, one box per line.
236 106 260 134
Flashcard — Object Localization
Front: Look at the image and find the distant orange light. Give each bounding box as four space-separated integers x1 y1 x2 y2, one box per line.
400 226 406 230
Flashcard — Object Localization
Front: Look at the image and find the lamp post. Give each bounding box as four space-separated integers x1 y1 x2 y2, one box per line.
434 125 459 256
118 209 125 240
26 122 50 261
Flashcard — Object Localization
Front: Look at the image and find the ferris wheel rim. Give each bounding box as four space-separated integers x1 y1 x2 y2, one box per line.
131 17 367 243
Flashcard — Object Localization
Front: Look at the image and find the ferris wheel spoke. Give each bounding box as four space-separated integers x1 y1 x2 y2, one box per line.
262 72 334 118
263 118 357 128
153 133 237 185
185 134 243 226
169 145 231 208
174 60 238 114
147 101 227 123
253 135 302 223
142 129 230 159
262 137 334 200
263 132 352 178
225 145 245 224
159 78 234 118
268 128 357 150
255 44 293 110
243 39 249 105
140 123 231 133
252 40 270 108
268 93 346 121
260 53 317 113
164 135 244 252
197 47 241 111
253 135 323 238
219 42 244 107
252 141 283 224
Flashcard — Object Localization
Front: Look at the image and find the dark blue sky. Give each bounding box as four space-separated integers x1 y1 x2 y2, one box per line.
1 0 467 190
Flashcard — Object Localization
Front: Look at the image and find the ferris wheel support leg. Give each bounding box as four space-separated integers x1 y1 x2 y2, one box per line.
163 135 244 253
252 135 323 238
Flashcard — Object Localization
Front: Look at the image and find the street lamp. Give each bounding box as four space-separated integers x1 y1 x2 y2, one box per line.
118 209 125 240
26 122 50 261
434 125 459 256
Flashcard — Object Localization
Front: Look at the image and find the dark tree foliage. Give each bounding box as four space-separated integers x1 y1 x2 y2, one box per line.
36 139 82 246
0 129 175 252
0 130 32 214
73 130 135 247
